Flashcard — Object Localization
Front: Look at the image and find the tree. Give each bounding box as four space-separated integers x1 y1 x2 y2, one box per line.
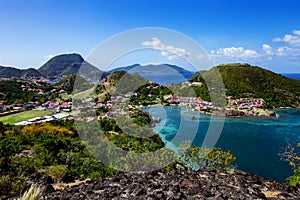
281 143 300 186
179 142 236 170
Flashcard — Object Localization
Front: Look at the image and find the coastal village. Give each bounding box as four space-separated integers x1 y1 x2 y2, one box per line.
0 74 277 126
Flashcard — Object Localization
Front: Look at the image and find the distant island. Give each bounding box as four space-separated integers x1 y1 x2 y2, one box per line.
0 54 194 82
108 63 195 74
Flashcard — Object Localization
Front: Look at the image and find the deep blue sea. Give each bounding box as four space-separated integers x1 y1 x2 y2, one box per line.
136 73 300 85
139 73 194 85
282 73 300 80
143 106 300 182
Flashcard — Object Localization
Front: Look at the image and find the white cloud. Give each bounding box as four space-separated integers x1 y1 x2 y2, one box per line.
210 46 262 62
142 37 190 60
210 42 300 65
293 30 300 36
262 44 273 55
275 46 300 57
273 30 300 46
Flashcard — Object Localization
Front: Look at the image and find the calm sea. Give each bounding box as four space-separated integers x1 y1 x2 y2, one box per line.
139 73 194 85
143 106 300 182
138 73 300 85
282 73 300 80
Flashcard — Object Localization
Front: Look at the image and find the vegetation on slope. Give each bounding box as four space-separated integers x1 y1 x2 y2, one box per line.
38 53 106 80
130 83 173 105
94 70 149 102
109 63 194 74
0 66 44 79
281 143 300 186
48 74 93 94
0 121 116 197
0 81 47 105
190 64 300 108
38 54 85 78
0 114 237 198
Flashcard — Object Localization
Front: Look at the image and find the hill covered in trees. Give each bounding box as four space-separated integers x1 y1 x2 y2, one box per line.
0 80 47 105
0 66 44 79
0 54 108 81
190 64 300 108
49 75 93 94
108 64 194 74
94 70 150 102
38 54 106 80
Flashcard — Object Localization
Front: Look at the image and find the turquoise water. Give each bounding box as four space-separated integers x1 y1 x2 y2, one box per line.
143 106 300 182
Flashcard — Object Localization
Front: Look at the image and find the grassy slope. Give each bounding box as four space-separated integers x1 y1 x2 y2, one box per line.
190 64 300 108
0 110 52 124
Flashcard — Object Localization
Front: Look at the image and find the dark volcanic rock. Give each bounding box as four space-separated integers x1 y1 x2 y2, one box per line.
41 166 300 200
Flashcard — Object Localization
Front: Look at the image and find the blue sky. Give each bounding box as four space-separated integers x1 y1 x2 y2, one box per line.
1 0 300 72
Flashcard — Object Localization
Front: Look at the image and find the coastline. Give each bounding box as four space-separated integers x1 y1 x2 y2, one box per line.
143 105 300 182
141 103 277 118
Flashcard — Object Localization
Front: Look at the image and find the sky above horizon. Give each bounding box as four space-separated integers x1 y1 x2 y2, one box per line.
1 0 300 73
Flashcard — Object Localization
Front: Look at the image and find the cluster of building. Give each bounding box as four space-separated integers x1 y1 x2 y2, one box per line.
230 98 265 110
168 95 267 113
21 84 44 94
14 113 71 126
0 76 50 82
0 100 10 112
169 96 197 104
14 115 54 125
169 96 213 110
41 101 72 112
0 101 38 113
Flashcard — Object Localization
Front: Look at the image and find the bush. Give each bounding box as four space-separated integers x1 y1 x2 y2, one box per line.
286 169 300 187
281 144 300 186
0 175 11 194
179 142 236 170
0 175 26 196
47 165 68 182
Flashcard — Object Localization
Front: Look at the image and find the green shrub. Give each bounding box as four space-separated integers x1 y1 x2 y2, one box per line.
179 142 236 170
281 144 300 186
286 171 300 187
47 165 68 182
0 175 11 194
0 175 26 196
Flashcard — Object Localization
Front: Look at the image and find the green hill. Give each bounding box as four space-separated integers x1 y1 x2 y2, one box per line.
94 71 150 102
109 63 194 74
190 64 300 108
0 66 44 79
0 80 46 104
38 53 107 80
50 75 93 94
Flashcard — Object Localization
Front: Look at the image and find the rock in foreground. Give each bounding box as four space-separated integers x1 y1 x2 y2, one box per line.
42 167 300 200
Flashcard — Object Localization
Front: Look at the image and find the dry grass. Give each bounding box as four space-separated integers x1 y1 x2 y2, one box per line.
16 184 44 200
262 190 281 198
52 179 90 190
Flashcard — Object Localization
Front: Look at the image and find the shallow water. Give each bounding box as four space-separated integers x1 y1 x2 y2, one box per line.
144 106 300 182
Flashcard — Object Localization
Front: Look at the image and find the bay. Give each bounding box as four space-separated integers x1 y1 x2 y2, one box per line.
139 73 194 85
143 106 300 182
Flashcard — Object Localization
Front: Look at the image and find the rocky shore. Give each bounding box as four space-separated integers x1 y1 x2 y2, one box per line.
11 165 300 200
